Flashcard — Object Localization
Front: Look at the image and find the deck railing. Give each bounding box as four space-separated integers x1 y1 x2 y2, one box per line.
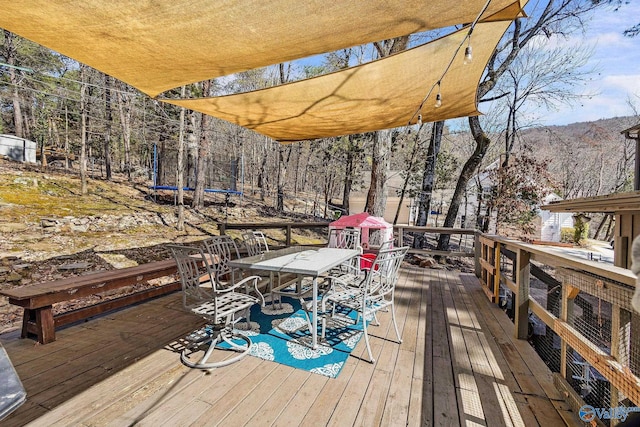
219 222 477 258
478 234 640 415
218 221 330 248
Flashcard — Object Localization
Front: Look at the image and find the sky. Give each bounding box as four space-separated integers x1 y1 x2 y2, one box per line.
538 2 640 126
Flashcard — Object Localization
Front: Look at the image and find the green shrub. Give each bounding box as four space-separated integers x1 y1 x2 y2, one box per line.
573 215 589 245
560 227 574 243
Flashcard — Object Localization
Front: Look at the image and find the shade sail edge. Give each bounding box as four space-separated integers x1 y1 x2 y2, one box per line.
163 19 513 142
0 0 525 97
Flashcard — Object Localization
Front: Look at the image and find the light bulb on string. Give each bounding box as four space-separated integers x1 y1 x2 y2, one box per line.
434 82 442 108
464 29 473 65
417 114 422 125
464 45 473 64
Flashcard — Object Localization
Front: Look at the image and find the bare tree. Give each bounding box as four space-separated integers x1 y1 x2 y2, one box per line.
79 64 89 195
116 83 132 181
365 37 409 217
2 31 24 138
103 74 113 180
192 80 210 209
438 0 602 250
176 85 187 231
415 121 444 227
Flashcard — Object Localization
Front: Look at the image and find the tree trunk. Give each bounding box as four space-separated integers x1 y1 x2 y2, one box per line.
416 121 444 227
103 74 113 180
277 145 291 212
365 129 392 216
157 129 166 186
116 83 132 181
192 80 211 208
257 138 269 201
592 213 609 240
177 86 186 231
79 65 89 195
393 125 427 226
342 147 354 215
366 36 409 218
437 116 491 250
412 121 444 248
64 105 70 169
4 31 24 138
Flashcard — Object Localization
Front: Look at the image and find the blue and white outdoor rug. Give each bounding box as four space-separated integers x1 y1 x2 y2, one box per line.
232 296 364 378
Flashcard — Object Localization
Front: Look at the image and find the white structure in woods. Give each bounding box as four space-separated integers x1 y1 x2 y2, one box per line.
0 134 36 163
538 194 573 242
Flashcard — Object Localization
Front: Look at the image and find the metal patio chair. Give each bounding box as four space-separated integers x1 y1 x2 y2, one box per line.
168 244 264 370
242 231 269 256
202 235 243 287
317 245 409 363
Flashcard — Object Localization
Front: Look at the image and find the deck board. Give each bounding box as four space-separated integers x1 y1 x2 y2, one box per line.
0 266 580 426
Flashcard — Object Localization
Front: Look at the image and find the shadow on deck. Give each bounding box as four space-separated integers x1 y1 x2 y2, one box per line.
0 266 579 426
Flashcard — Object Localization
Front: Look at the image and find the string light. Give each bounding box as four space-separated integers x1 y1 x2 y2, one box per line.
464 44 473 64
408 0 491 126
417 114 422 125
463 28 473 65
434 82 442 108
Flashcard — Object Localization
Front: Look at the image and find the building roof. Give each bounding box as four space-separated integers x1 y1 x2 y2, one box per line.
543 191 640 213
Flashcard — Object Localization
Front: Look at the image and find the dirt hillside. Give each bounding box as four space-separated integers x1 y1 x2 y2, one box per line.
0 160 323 333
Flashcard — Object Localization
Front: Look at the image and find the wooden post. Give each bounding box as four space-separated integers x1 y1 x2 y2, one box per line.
285 225 292 246
474 232 481 277
219 223 226 235
514 248 530 340
23 307 56 344
397 226 404 247
559 284 580 379
493 243 501 303
611 306 632 423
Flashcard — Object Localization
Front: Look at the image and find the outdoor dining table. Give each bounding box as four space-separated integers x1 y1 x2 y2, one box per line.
228 245 360 349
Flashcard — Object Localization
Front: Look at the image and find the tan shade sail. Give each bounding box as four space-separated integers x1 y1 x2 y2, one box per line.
165 20 512 142
0 0 524 97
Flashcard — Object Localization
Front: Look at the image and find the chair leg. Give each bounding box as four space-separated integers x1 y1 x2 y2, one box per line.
362 320 375 364
391 304 402 344
181 327 252 370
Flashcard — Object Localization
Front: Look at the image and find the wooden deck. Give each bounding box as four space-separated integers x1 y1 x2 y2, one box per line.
0 267 580 426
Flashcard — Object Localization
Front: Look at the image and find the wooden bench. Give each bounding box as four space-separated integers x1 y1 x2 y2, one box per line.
0 259 178 344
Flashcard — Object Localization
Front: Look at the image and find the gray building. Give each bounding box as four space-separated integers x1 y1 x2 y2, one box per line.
0 134 36 163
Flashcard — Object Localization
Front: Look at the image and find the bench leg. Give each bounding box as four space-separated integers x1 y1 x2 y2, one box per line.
22 307 56 344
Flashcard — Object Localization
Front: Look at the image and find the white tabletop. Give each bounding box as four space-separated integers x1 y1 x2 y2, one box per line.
229 246 360 277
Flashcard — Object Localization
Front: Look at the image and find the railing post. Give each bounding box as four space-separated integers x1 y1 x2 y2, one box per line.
559 283 579 378
219 223 226 235
286 225 292 246
610 305 631 420
514 248 530 340
493 243 501 303
397 226 404 247
474 232 481 277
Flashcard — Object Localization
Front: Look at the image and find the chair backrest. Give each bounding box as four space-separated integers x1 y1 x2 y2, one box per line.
252 231 269 253
202 235 240 282
242 231 268 256
328 228 361 250
167 244 216 309
366 246 409 297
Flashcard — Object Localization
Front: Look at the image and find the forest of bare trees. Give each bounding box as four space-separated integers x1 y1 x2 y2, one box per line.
0 1 638 241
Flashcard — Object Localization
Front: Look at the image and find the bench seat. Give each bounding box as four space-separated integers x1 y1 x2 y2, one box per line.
0 259 178 344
